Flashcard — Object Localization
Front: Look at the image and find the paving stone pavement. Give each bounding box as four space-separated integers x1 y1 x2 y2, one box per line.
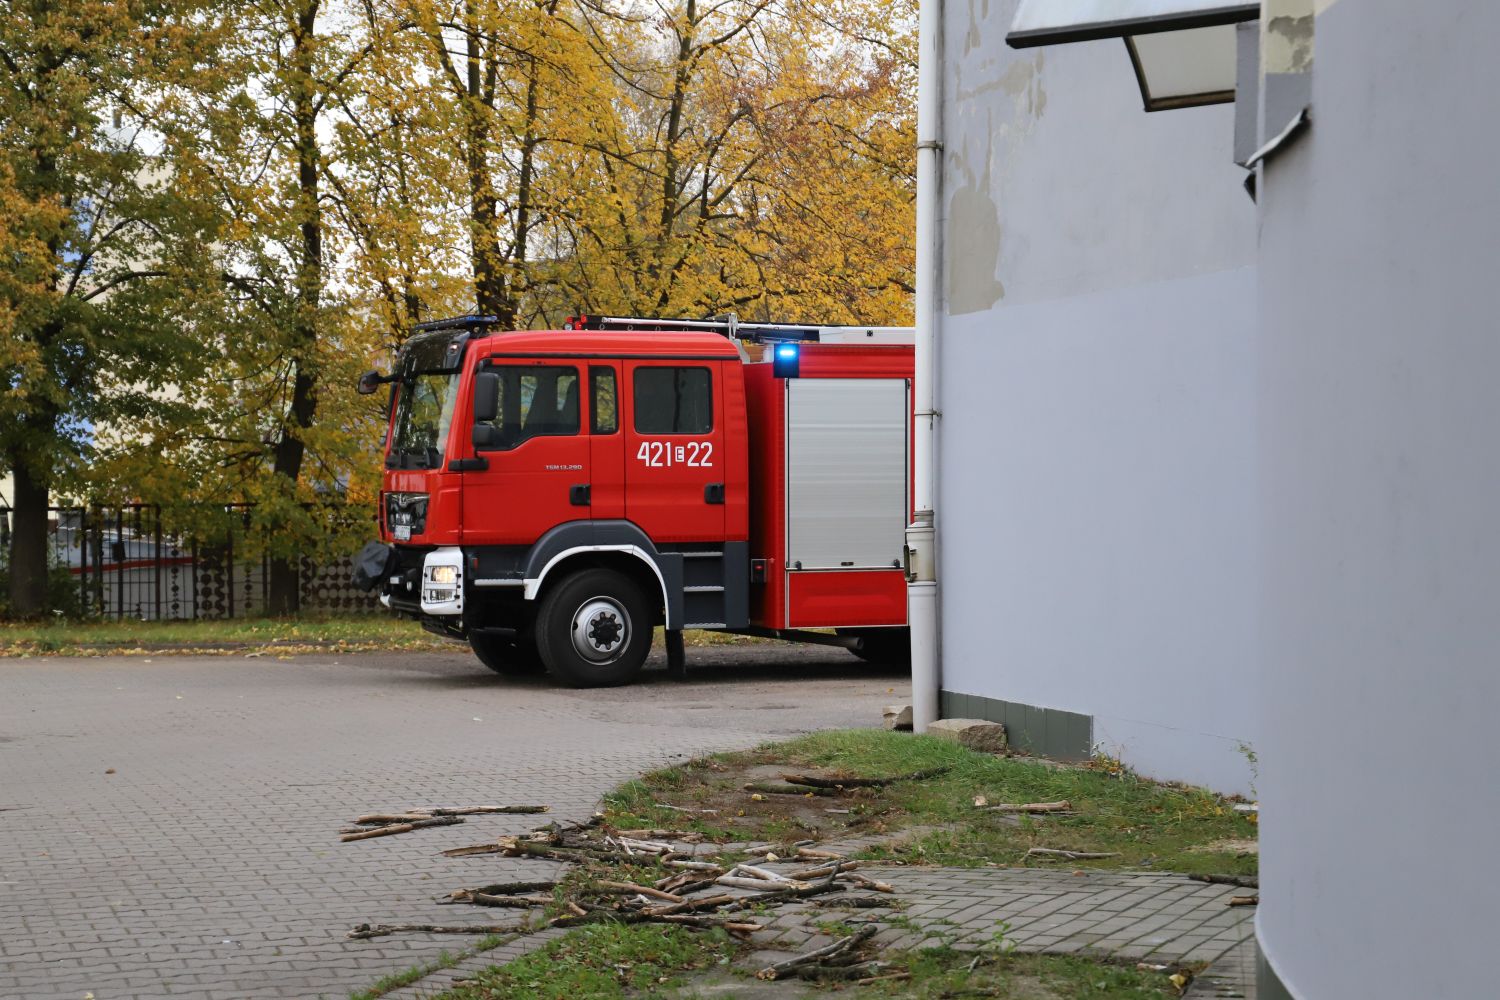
0 644 903 1000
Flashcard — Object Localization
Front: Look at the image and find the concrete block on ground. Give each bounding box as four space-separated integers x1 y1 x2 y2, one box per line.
929 718 1007 753
883 704 913 731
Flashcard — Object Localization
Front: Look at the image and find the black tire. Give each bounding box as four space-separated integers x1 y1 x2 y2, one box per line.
469 632 544 676
838 627 912 667
534 568 652 688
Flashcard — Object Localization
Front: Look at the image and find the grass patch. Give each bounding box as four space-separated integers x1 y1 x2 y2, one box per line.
842 948 1183 999
0 615 768 658
349 949 459 1000
351 934 514 1000
424 923 1181 1000
604 730 1257 876
0 614 449 657
433 923 735 999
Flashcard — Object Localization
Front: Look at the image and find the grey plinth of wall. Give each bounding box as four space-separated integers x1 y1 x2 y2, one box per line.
938 691 1093 761
1257 949 1295 1000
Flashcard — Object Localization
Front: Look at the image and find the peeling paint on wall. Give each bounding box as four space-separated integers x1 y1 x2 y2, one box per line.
998 51 1047 120
964 0 992 56
1262 0 1315 74
946 179 1006 315
1266 15 1314 73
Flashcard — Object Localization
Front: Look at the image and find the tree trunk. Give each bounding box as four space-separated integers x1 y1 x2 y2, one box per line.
464 0 510 325
266 0 324 617
5 454 51 618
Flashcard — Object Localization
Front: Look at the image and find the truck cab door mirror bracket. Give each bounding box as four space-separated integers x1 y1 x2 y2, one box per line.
473 372 500 423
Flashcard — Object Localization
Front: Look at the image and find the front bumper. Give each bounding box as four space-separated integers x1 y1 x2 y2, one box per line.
370 544 463 617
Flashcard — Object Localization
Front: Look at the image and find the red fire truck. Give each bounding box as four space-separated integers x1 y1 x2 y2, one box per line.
353 314 915 686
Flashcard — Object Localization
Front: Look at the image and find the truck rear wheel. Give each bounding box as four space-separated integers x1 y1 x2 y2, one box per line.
469 633 544 676
535 568 651 687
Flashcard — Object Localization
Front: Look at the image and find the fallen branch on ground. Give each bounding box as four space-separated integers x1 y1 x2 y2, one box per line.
443 881 557 902
340 816 465 842
354 813 439 825
780 767 951 789
441 837 619 864
354 805 547 825
784 860 862 880
348 922 524 940
716 875 811 892
744 782 839 797
842 872 895 893
795 847 847 861
807 896 898 908
642 893 739 917
855 972 911 987
1190 873 1259 889
793 959 894 982
467 893 553 908
1228 895 1259 907
728 863 795 883
595 880 684 902
757 925 878 980
1025 848 1119 861
976 800 1072 814
747 841 815 857
428 805 549 816
614 828 702 841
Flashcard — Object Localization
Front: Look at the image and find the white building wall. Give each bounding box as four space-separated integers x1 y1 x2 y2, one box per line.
938 1 1259 792
1256 1 1500 996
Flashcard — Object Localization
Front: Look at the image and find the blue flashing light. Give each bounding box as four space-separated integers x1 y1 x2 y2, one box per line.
772 341 801 378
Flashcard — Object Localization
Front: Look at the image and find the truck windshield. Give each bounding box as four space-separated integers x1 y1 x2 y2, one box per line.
390 372 459 468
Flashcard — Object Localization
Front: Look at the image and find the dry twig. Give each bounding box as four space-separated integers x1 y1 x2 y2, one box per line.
1190 873 1259 889
757 925 878 980
1024 848 1119 861
340 816 464 842
780 767 951 789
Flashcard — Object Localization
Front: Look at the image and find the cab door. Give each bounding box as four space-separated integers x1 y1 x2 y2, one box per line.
587 363 626 520
623 361 725 542
461 361 590 545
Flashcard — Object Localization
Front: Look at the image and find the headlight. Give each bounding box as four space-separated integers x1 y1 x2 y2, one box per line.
429 565 458 585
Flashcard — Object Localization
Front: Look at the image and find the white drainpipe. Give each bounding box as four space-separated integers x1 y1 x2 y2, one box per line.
908 0 943 733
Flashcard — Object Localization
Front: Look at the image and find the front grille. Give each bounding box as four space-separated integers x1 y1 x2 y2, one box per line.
384 492 429 539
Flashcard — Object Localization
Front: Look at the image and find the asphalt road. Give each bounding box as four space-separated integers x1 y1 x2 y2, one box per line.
0 642 906 1000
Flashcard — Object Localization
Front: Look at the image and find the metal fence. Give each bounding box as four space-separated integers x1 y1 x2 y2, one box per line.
0 503 380 620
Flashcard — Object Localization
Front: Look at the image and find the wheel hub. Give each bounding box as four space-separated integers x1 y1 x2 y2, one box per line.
571 597 631 663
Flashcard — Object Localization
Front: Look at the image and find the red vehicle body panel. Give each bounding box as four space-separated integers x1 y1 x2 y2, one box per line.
742 344 915 630
787 570 910 628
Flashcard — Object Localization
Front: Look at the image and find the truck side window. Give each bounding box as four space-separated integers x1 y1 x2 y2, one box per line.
634 366 712 435
591 367 617 434
476 365 580 450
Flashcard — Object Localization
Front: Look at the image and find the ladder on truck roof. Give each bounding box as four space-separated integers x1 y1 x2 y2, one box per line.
564 313 914 346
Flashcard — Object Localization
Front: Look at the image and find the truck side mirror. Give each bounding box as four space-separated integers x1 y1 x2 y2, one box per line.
357 369 387 395
472 423 500 449
473 372 500 423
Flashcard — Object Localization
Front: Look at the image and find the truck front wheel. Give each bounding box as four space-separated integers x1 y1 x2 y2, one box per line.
535 568 651 687
469 633 544 676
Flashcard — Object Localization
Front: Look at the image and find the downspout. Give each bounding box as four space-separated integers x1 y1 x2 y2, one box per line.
908 0 943 733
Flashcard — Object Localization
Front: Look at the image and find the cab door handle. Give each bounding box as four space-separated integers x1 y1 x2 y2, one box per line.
570 484 591 506
704 483 725 505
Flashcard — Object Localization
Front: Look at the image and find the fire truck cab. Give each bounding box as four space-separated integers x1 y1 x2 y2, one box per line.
354 314 915 686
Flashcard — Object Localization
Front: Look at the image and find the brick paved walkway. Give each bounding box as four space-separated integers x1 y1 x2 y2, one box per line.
0 645 899 1000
